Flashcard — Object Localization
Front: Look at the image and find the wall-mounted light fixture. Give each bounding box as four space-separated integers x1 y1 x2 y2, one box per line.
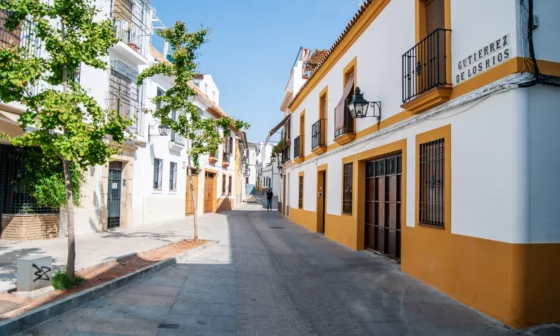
148 124 170 142
347 87 381 123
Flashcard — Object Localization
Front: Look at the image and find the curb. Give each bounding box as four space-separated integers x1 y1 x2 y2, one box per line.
1 236 193 295
0 240 220 335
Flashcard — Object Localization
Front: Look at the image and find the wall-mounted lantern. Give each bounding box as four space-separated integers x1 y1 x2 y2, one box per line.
347 87 381 122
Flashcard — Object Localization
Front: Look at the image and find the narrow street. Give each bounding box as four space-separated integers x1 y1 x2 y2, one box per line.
18 203 519 336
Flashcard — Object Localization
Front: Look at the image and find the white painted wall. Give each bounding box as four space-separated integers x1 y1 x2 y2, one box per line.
528 85 560 243
192 74 220 106
531 0 560 63
282 0 560 245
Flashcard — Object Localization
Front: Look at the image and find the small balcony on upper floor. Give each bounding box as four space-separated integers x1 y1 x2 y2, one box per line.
293 136 304 163
401 28 452 114
107 61 145 141
110 0 151 65
311 119 327 155
222 152 230 168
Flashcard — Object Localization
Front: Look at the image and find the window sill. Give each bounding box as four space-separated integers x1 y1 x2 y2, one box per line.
293 156 305 164
401 86 453 114
208 157 218 164
334 133 356 146
341 212 353 217
312 146 327 155
418 222 445 230
222 162 230 168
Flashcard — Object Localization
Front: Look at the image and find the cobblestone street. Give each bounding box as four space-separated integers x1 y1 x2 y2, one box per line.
19 204 531 335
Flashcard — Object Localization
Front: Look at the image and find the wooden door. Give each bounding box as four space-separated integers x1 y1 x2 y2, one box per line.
185 171 198 216
425 0 445 36
204 172 214 213
418 0 446 91
316 171 326 234
365 155 402 260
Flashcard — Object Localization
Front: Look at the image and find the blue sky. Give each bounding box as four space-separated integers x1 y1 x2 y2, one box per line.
150 0 360 143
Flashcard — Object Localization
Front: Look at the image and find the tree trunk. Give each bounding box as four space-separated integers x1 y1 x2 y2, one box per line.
61 22 76 280
186 138 198 241
62 159 76 281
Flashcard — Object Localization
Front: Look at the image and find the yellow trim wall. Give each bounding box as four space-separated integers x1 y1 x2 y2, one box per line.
286 130 560 327
289 57 560 168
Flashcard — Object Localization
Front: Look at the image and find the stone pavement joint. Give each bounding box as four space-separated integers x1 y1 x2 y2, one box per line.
17 203 558 336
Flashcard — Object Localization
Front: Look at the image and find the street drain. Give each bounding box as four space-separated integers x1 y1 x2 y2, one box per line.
269 226 284 229
158 324 180 329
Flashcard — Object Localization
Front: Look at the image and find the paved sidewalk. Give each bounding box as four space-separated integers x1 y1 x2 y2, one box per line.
17 203 556 336
0 213 224 292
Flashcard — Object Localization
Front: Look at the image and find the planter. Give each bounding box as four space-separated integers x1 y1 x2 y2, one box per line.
208 156 218 164
1 214 60 240
127 43 139 52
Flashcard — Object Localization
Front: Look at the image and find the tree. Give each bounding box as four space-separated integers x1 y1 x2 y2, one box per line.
137 22 248 241
0 0 131 282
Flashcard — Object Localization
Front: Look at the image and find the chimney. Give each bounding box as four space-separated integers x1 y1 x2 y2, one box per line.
163 41 169 57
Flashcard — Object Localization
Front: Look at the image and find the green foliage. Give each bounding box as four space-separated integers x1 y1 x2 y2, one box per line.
0 0 132 169
136 21 249 167
24 150 84 208
272 138 288 155
51 270 84 290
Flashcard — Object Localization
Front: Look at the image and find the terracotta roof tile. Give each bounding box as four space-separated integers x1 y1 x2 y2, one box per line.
289 0 374 109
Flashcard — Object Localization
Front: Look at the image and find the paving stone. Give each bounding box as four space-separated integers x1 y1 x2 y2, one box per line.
170 301 237 316
119 284 181 297
163 313 237 332
19 203 538 335
106 291 175 308
137 275 185 288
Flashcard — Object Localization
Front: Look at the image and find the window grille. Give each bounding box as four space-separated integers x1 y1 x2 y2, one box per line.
298 176 304 209
169 162 177 191
343 163 353 214
419 138 445 226
0 145 59 215
153 158 163 189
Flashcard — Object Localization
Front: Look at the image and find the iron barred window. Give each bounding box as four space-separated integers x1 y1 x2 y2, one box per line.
298 176 303 209
222 174 227 194
343 163 353 214
228 176 232 195
169 162 177 191
153 158 163 190
0 145 59 215
419 138 445 226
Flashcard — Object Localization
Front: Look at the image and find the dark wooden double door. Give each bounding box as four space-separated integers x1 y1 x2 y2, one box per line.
364 154 402 260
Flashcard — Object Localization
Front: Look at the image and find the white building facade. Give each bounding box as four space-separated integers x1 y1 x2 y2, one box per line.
276 0 560 328
0 0 242 240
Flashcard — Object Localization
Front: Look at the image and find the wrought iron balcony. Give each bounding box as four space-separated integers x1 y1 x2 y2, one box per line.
111 0 151 56
1 10 39 55
222 152 231 166
312 119 327 150
107 91 143 135
402 28 451 103
293 136 302 160
170 130 185 146
281 147 290 164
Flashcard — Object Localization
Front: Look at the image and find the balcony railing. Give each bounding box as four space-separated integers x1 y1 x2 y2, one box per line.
107 91 143 135
293 136 302 159
281 147 290 164
222 152 230 164
402 28 451 103
334 103 355 139
312 119 327 149
0 10 22 49
1 10 40 56
170 130 185 145
111 0 151 56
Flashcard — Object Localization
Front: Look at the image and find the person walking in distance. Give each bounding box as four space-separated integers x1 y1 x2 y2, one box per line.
266 188 273 211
